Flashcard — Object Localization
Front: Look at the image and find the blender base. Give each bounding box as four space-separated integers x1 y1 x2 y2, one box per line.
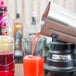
44 72 76 76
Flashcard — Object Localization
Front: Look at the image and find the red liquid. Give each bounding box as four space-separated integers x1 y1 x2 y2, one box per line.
23 55 44 76
0 53 15 76
32 32 45 55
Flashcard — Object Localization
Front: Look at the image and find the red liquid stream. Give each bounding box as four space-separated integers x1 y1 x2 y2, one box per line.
32 32 46 56
23 32 45 76
0 53 15 76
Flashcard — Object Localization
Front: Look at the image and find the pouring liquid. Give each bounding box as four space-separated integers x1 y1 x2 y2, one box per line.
23 32 45 76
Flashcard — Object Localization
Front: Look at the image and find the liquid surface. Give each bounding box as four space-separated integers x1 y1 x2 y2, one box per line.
23 55 44 76
0 53 15 76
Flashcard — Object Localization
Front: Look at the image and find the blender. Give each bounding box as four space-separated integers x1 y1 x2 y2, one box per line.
40 1 76 76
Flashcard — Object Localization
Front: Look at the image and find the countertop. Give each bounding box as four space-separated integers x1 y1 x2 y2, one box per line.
15 64 47 76
15 64 24 76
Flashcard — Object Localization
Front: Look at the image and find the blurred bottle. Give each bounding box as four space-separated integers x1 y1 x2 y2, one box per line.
13 13 23 61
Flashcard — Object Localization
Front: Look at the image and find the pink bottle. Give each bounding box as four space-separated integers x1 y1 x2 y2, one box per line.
0 1 15 76
0 0 9 35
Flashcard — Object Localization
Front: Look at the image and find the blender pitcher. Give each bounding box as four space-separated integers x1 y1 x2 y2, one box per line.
0 36 15 76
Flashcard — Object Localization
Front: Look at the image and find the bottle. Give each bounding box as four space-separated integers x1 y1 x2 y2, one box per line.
13 13 23 62
0 1 15 76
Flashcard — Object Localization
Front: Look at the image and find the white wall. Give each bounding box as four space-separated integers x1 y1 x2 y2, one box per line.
5 0 76 38
5 0 49 38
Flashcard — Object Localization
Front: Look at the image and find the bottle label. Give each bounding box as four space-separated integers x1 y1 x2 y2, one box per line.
0 16 9 35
